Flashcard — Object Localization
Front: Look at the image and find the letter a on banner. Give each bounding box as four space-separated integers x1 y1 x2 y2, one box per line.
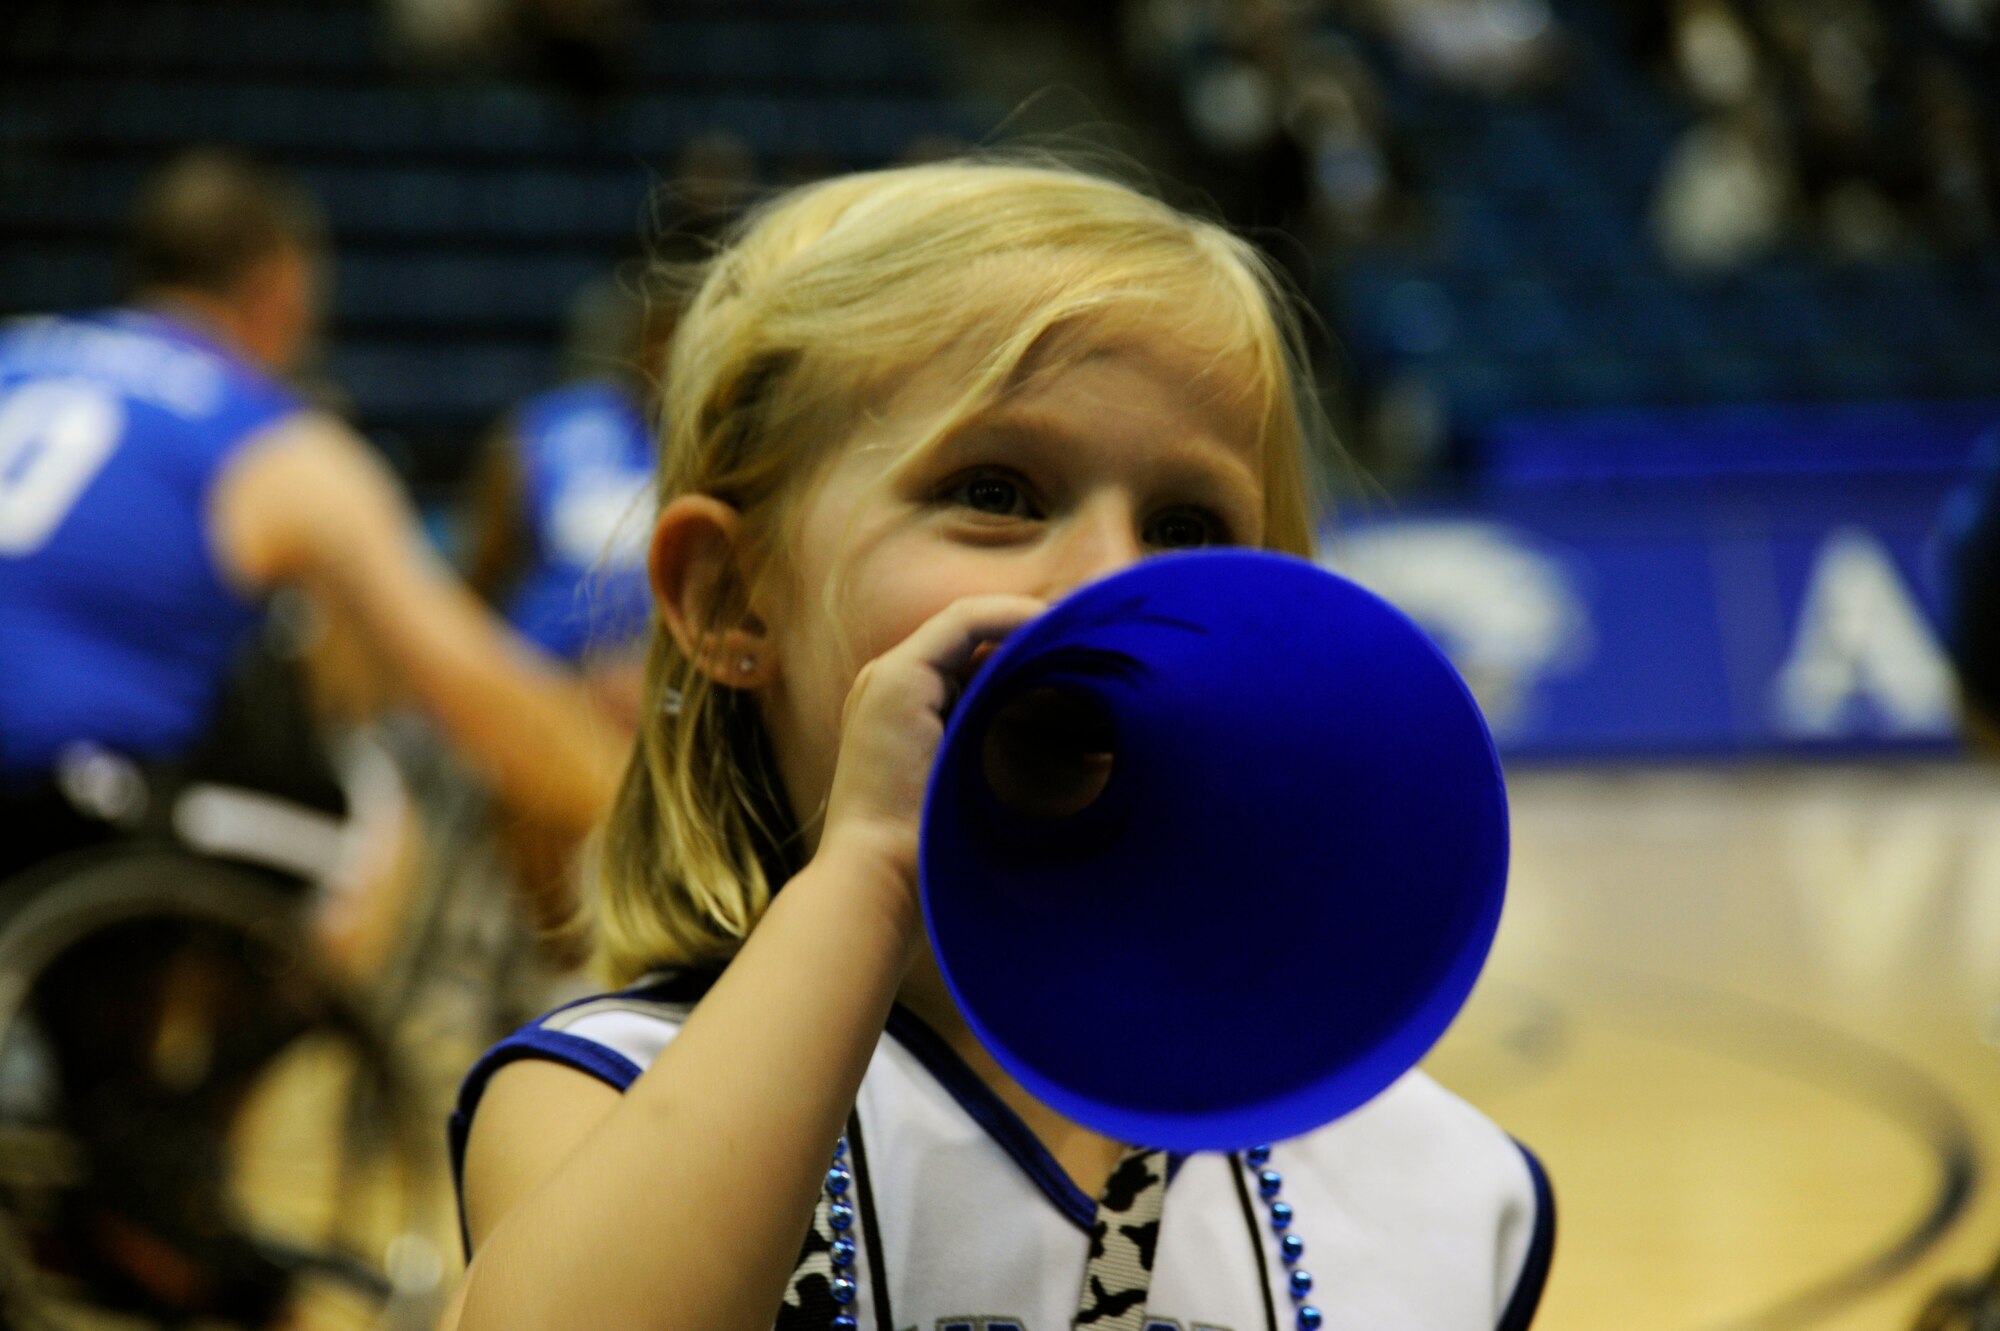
1771 526 1959 739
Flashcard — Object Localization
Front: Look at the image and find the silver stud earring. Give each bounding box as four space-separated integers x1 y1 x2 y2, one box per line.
737 655 758 677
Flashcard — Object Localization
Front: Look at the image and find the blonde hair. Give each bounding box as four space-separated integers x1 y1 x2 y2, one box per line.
592 155 1331 984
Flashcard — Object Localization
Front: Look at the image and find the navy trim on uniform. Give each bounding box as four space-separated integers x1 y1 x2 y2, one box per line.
883 1005 1098 1232
1495 1142 1556 1331
447 970 725 1256
447 1020 648 1257
447 970 722 1255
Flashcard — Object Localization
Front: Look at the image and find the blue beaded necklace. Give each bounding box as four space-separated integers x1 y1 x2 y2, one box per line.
1246 1143 1321 1331
817 1135 1320 1331
824 1134 860 1330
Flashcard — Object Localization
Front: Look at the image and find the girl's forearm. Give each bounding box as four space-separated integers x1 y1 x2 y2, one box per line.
455 846 919 1331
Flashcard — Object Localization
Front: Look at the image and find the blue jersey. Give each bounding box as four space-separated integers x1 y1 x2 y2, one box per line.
504 380 654 661
0 309 302 779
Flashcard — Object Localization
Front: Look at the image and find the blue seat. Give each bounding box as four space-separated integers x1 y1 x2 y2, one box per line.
1482 112 1569 196
1803 350 1920 401
1430 355 1517 427
1600 274 1707 357
1433 192 1517 274
0 245 118 313
333 254 601 327
1553 354 1673 410
1474 277 1571 357
1678 352 1784 403
329 342 556 423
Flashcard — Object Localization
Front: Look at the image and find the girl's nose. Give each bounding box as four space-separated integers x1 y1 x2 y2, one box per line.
1039 498 1146 601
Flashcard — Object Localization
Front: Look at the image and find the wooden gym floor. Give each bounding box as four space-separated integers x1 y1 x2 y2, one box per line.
215 756 2000 1331
1427 759 2000 1331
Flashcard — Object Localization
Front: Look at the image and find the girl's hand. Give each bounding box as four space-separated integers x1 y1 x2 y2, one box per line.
814 594 1045 918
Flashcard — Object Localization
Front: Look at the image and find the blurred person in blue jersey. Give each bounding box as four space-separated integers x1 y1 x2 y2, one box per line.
0 148 624 883
1941 427 2000 749
462 274 665 736
454 277 661 914
0 147 625 1323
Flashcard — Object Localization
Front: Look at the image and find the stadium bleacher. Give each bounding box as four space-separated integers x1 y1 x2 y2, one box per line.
2 0 1995 494
0 0 991 491
1318 0 1999 456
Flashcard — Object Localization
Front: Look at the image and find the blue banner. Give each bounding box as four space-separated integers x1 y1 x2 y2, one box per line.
1326 402 2000 758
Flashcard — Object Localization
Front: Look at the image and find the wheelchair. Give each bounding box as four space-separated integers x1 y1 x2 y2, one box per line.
0 627 450 1330
0 829 447 1331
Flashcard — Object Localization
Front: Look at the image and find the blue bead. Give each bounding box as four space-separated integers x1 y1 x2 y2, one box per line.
829 1201 855 1231
832 1319 858 1331
831 1275 857 1306
833 1136 847 1158
1269 1201 1293 1232
1246 1145 1272 1166
1290 1269 1314 1297
1281 1233 1305 1263
1297 1306 1322 1331
831 1237 857 1269
826 1166 852 1196
1258 1169 1283 1198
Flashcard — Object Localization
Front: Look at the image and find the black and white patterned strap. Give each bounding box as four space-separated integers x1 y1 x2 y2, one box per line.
777 1179 841 1331
779 1135 1169 1331
1073 1147 1168 1331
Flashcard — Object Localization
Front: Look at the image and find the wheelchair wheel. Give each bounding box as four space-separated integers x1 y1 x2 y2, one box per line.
0 847 447 1330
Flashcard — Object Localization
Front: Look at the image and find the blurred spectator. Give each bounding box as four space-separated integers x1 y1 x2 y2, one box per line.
462 272 667 735
653 132 760 262
513 0 640 99
1643 0 1999 267
384 0 638 99
1913 56 2000 250
1361 0 1566 94
1647 0 1795 272
1670 0 1759 107
1292 39 1422 244
1652 90 1796 271
1763 0 1912 260
1927 0 1999 40
1117 0 1418 242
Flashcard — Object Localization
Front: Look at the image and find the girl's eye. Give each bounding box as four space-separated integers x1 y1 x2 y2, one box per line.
946 470 1039 519
1145 508 1229 549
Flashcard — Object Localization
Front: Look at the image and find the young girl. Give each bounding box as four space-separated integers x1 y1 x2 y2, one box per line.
444 157 1553 1331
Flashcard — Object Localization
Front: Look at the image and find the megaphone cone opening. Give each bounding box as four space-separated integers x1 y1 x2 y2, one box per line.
979 685 1117 822
921 551 1510 1153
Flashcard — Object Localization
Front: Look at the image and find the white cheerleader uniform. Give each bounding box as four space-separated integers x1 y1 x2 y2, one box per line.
451 972 1554 1331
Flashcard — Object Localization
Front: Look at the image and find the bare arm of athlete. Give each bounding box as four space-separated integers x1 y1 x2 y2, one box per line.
458 421 530 604
210 411 625 840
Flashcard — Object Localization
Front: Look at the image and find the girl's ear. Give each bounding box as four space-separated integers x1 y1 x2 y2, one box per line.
649 495 775 688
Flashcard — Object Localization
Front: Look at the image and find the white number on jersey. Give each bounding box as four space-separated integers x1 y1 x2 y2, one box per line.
0 381 126 555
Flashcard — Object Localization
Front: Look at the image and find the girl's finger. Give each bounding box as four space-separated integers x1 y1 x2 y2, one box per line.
887 594 1046 685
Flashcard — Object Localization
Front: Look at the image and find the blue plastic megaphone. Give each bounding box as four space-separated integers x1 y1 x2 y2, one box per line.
919 549 1508 1152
